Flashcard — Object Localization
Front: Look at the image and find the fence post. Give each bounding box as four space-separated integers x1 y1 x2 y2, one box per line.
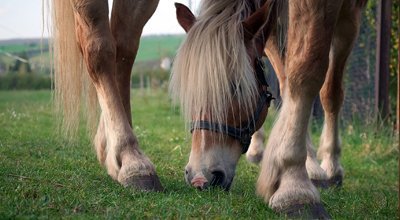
397 30 399 132
375 0 392 121
397 8 400 132
397 48 399 131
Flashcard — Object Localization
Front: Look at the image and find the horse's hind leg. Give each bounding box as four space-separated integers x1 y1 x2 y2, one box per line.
108 0 160 189
246 30 287 165
110 0 159 125
71 0 162 191
93 0 159 167
257 1 342 217
318 1 364 187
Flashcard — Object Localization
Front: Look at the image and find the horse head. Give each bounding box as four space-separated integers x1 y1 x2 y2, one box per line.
171 0 275 190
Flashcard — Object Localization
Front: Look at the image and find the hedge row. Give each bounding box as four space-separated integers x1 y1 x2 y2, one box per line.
0 73 51 90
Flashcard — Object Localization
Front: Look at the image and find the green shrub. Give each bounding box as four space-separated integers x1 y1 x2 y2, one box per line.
131 68 170 89
0 73 51 90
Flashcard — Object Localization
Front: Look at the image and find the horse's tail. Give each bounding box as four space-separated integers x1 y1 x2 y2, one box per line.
51 0 98 140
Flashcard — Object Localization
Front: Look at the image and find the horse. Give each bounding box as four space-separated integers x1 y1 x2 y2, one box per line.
51 0 366 218
171 0 366 218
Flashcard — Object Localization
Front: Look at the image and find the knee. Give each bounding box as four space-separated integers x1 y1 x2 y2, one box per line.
287 61 329 98
286 50 331 98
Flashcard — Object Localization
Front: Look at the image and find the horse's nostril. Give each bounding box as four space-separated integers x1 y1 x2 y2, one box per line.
211 170 225 186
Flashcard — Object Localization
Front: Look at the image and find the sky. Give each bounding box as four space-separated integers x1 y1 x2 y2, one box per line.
0 0 201 40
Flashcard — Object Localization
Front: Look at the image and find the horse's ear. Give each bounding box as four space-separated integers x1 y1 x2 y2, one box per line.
242 0 275 42
175 3 196 33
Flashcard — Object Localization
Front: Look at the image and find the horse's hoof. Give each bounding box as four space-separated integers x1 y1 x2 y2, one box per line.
281 203 331 219
311 179 329 189
327 175 342 188
121 174 164 192
312 175 342 189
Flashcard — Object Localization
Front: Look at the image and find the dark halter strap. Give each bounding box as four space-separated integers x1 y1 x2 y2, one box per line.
190 57 274 154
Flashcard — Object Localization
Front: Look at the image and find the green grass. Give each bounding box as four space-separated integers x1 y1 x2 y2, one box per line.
0 90 398 219
135 35 184 62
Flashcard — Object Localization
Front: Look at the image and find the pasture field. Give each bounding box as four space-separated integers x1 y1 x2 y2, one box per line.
0 90 398 219
135 35 184 62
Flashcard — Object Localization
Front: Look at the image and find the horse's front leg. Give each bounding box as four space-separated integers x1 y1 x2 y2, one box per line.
263 27 328 184
256 1 343 218
71 0 162 191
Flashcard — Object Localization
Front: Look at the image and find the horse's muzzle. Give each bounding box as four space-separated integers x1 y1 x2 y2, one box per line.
186 168 232 191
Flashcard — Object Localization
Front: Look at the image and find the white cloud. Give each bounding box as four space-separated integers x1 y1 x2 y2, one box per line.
0 0 201 40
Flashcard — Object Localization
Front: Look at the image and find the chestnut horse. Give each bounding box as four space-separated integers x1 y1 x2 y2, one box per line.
51 0 365 218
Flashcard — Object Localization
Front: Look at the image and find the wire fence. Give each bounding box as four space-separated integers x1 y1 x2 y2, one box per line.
342 10 376 122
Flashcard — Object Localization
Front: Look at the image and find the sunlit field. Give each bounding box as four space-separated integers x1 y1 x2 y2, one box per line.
0 90 398 219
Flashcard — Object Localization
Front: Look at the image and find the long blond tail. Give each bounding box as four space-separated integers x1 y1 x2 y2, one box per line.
51 0 98 139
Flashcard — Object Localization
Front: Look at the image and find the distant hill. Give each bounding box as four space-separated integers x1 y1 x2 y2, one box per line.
0 35 183 62
0 35 185 75
0 38 45 45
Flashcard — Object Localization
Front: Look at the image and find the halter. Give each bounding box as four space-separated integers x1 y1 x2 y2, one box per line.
190 57 274 154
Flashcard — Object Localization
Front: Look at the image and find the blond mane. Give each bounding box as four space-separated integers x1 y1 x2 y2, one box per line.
170 0 261 126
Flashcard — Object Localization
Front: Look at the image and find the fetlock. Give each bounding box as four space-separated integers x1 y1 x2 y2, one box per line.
306 155 328 181
320 157 343 181
246 140 264 164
